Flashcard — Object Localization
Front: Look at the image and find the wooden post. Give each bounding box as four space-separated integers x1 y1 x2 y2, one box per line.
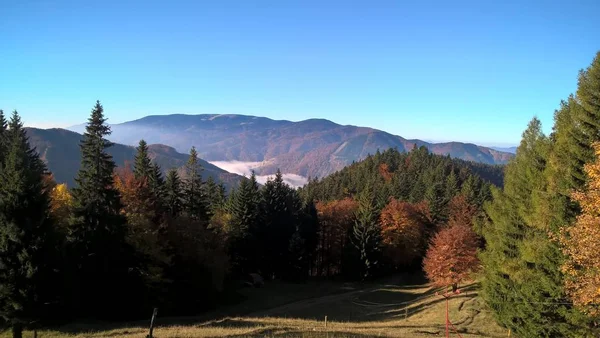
33 330 37 338
147 308 158 338
325 315 328 328
508 328 511 336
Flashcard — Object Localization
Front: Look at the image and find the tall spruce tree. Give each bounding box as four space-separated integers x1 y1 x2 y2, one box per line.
260 170 298 279
133 140 152 180
0 112 53 338
229 172 261 275
351 185 381 280
480 118 590 337
164 169 182 217
183 147 206 222
68 101 133 318
133 140 164 220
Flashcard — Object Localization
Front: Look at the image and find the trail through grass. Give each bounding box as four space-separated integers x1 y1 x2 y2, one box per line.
1 279 507 337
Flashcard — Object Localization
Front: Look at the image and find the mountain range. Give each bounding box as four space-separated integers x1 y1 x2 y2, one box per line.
25 127 243 188
68 114 514 184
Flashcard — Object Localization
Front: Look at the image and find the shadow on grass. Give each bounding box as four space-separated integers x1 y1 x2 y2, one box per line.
48 279 482 336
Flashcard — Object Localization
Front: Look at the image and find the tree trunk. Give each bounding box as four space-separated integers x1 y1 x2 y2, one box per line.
12 323 23 338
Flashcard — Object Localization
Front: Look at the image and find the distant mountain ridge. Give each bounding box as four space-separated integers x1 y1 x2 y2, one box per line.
25 127 243 188
68 114 514 180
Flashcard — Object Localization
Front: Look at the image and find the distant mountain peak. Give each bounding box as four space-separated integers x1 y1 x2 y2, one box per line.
66 113 514 181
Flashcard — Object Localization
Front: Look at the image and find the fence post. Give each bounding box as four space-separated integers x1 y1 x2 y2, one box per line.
147 308 158 338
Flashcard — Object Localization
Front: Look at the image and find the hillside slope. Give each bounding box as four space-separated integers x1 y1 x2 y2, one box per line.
68 114 513 179
25 127 243 188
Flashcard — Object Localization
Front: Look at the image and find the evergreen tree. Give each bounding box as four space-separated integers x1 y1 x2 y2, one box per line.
260 170 298 279
350 186 381 280
132 140 164 221
480 118 590 337
68 101 133 318
0 110 7 165
133 139 152 180
183 147 206 222
228 172 261 275
205 176 225 214
164 169 182 217
444 169 459 201
0 112 54 338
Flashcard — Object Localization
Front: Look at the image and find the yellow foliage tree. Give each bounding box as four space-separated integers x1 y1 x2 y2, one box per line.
560 142 600 317
49 183 73 228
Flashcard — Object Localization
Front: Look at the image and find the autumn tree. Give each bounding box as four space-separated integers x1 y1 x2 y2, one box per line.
423 222 479 290
114 166 171 308
315 198 358 276
560 142 600 317
49 183 73 229
446 194 477 229
380 199 429 267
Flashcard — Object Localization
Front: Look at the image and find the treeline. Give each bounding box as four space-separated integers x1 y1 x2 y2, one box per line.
478 51 600 337
0 102 497 337
298 147 497 280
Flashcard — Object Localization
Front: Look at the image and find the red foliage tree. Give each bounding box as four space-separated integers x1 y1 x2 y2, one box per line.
380 198 430 266
423 222 480 288
314 198 358 276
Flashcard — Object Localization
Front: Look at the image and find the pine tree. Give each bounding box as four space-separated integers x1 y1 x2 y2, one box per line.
133 140 152 180
132 141 164 222
183 147 206 222
164 169 182 217
205 176 225 214
0 112 54 338
260 170 298 279
228 172 261 275
351 186 380 280
68 101 133 318
480 118 590 337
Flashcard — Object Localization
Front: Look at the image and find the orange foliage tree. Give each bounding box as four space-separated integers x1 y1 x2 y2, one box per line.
380 198 430 266
114 166 171 289
423 222 480 289
560 142 600 317
314 198 358 276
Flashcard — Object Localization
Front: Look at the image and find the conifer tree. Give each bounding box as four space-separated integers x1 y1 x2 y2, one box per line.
132 140 164 222
164 169 183 217
260 170 299 278
480 118 589 337
229 172 261 275
0 110 7 165
351 186 380 280
0 112 54 338
183 147 206 222
133 139 152 180
68 101 133 317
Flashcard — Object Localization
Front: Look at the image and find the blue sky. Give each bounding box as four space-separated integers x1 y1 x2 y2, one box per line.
1 0 599 146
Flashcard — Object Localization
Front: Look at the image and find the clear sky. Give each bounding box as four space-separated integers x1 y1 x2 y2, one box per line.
1 0 599 146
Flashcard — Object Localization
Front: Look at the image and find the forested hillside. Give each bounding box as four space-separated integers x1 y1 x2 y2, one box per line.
300 146 503 205
0 102 493 337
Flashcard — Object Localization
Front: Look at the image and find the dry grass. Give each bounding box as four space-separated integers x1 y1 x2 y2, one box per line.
0 281 508 337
